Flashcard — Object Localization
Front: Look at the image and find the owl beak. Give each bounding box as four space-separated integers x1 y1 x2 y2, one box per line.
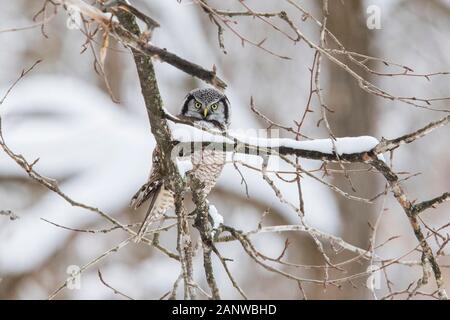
203 108 209 118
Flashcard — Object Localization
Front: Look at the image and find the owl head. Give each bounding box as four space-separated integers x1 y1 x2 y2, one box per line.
181 88 230 130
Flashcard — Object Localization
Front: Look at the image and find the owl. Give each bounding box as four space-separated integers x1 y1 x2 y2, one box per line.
130 87 231 242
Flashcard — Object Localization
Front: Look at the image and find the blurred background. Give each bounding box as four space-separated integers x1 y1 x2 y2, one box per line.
0 0 449 299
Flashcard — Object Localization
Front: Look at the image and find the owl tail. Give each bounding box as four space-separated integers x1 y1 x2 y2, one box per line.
133 186 163 243
130 180 158 210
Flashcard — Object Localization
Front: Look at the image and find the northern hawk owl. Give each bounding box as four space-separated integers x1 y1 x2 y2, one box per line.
131 87 230 242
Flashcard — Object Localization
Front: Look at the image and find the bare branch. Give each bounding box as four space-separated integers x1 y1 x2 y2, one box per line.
413 193 450 215
98 269 134 300
374 115 450 154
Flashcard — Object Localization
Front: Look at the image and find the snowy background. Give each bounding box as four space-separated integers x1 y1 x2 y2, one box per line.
0 0 449 299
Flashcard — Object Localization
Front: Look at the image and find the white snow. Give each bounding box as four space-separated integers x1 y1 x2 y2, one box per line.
208 204 223 230
175 158 193 178
168 121 382 157
276 136 379 154
168 121 233 144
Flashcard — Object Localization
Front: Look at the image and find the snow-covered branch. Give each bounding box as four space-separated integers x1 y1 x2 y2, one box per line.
167 117 382 163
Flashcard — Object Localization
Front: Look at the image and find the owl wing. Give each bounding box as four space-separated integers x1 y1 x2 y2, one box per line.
130 147 167 242
133 183 164 242
130 147 163 209
130 170 162 210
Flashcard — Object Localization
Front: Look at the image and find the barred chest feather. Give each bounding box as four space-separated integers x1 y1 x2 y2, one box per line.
154 148 226 214
188 148 226 195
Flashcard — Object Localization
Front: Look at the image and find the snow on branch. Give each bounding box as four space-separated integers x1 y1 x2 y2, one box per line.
208 205 223 231
167 119 384 163
168 113 450 168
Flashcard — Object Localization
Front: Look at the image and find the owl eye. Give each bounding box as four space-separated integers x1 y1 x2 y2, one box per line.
194 101 202 109
211 103 219 111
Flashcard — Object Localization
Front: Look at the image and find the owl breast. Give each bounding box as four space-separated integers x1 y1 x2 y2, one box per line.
189 148 226 195
153 149 225 219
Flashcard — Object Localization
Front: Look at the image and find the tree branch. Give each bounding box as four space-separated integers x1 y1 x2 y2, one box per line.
191 176 221 300
374 115 450 154
413 192 450 215
54 0 226 89
114 5 197 299
370 159 448 299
